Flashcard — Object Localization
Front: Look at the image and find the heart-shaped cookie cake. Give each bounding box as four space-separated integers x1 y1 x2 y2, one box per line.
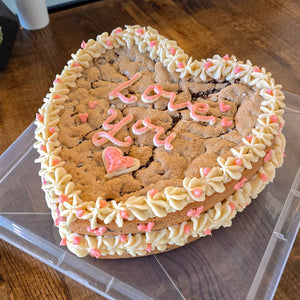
34 25 285 259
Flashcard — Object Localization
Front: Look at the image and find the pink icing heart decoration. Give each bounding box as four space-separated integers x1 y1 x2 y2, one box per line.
88 101 98 109
219 102 231 112
102 147 140 178
79 113 89 123
221 118 233 127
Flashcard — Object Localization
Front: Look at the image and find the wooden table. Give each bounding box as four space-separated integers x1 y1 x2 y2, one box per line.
0 0 299 299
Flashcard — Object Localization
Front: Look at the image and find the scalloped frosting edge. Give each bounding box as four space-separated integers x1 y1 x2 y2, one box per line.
56 133 285 258
34 25 286 231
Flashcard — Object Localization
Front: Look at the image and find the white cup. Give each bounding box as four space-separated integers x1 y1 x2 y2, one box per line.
15 0 49 30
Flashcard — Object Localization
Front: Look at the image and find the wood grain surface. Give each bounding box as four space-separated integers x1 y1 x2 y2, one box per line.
0 0 299 299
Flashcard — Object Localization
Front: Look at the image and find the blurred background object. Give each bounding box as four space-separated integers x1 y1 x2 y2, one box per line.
0 0 18 70
14 0 49 30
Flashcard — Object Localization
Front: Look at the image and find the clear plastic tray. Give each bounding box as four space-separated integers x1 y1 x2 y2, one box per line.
0 92 299 300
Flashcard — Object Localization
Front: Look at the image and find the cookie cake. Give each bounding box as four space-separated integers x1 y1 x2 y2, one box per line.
34 25 286 258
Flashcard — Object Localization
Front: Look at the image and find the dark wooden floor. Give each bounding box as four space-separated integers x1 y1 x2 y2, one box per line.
0 0 299 299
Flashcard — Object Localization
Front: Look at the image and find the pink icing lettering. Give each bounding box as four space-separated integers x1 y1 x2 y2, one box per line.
109 72 141 103
141 85 215 124
190 102 209 113
132 119 150 135
92 109 133 147
142 85 168 104
233 177 248 190
219 102 230 112
221 118 233 127
102 108 118 130
187 205 204 218
132 118 176 150
189 103 216 124
90 248 101 258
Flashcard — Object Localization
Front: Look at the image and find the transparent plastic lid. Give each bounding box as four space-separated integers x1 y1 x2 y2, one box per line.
0 91 299 300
